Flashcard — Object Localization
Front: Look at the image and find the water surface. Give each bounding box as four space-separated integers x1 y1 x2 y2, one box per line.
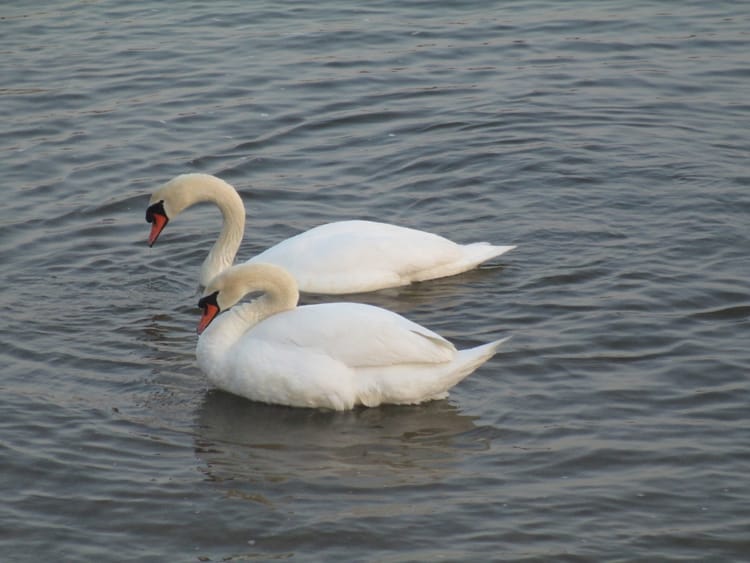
2 1 749 561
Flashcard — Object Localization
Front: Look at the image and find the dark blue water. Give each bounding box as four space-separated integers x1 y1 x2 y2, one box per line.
2 1 749 561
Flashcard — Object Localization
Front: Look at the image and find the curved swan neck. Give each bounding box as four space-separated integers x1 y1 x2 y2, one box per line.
199 264 299 368
153 174 246 287
192 176 245 287
214 263 300 322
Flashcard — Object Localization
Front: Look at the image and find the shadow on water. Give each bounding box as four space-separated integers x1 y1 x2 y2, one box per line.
193 390 482 488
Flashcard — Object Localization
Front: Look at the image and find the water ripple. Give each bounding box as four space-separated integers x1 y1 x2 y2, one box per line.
2 1 749 561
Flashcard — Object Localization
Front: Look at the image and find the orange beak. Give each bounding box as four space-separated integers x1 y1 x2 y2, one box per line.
146 200 169 246
197 303 220 334
148 212 168 246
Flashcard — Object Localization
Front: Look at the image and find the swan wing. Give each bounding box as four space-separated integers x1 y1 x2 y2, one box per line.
244 302 456 367
248 220 471 293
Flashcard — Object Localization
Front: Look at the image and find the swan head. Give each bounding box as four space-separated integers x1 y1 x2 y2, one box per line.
196 274 245 335
145 173 236 247
196 263 299 334
197 290 222 334
145 199 169 246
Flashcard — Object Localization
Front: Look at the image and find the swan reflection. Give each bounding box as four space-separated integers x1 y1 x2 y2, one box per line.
194 390 482 487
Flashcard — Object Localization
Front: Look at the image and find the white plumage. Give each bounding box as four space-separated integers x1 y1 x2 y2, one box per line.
147 173 516 292
196 263 510 410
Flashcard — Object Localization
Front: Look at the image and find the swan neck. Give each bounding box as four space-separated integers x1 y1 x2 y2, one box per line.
197 265 298 375
197 179 246 286
219 263 300 328
245 267 299 319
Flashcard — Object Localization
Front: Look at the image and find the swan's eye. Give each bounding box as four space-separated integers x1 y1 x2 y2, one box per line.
146 200 166 223
198 290 220 312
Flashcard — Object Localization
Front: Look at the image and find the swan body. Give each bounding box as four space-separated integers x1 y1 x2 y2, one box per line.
147 173 516 293
196 263 510 410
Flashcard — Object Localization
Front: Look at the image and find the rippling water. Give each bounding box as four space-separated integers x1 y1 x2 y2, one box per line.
2 1 749 561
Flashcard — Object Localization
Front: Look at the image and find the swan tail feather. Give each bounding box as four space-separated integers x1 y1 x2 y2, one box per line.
357 336 511 407
410 243 516 283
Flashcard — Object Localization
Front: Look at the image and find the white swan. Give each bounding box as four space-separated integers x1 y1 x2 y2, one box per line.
196 263 510 410
146 173 516 293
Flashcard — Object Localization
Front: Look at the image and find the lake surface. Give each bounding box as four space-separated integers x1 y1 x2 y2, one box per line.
2 1 749 561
